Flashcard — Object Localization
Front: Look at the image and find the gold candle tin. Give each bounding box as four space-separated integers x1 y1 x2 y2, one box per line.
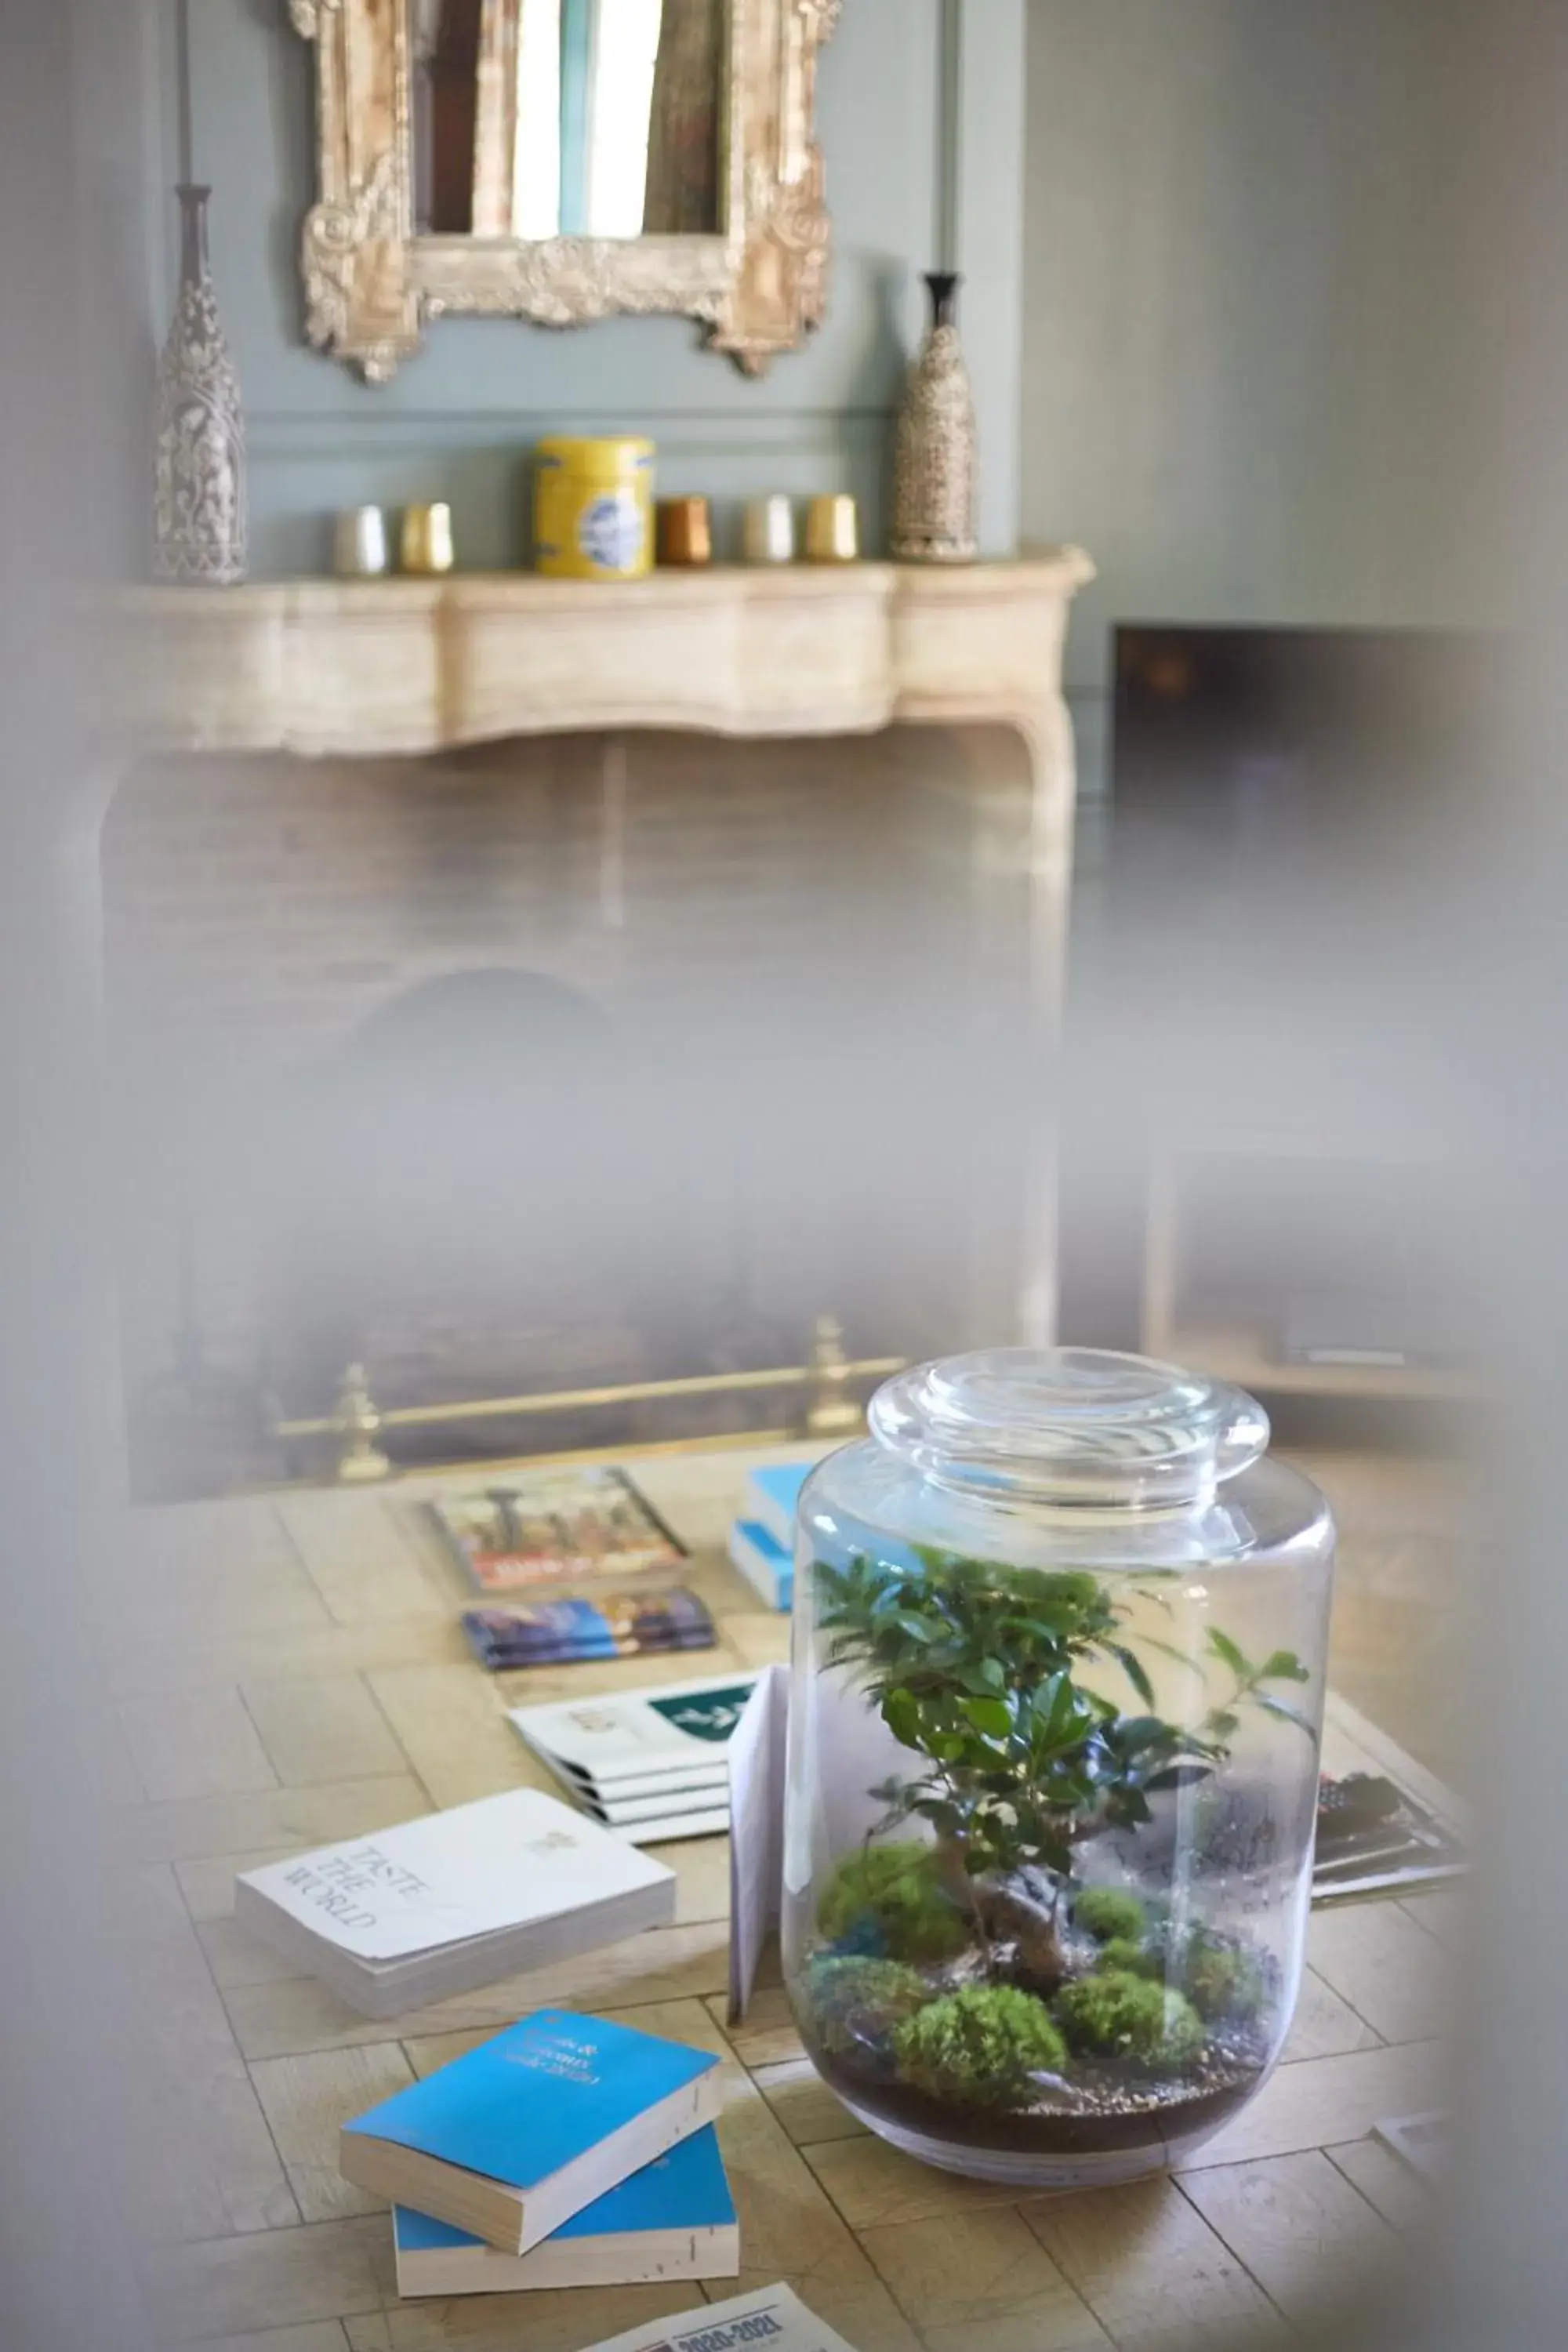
333 506 390 577
742 494 797 565
400 501 455 575
656 496 713 568
535 437 655 579
804 494 860 564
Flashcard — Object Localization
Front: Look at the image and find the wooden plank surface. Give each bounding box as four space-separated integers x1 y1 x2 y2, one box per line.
114 1443 1454 2350
249 2045 419 2221
118 1685 278 1803
1179 2150 1398 2325
242 1675 411 1787
1022 2178 1285 2348
1325 2135 1434 2233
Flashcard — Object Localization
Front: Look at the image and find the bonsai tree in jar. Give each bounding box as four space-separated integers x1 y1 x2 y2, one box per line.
792 1540 1316 2173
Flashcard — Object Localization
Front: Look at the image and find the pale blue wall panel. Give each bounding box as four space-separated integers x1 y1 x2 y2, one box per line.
1022 0 1479 701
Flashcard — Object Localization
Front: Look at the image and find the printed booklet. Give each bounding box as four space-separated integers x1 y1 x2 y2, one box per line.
234 1788 675 2016
569 2282 860 2352
510 1671 761 1846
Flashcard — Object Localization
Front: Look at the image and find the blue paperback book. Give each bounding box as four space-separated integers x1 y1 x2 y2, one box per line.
392 2123 739 2296
746 1463 815 1554
339 2009 724 2255
728 1519 793 1613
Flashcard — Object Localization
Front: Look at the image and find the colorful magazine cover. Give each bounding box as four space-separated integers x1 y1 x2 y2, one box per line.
463 1589 717 1671
430 1467 687 1592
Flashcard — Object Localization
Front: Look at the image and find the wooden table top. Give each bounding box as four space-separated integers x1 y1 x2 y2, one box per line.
119 1443 1449 2351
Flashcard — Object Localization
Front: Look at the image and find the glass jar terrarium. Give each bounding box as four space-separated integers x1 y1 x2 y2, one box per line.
782 1348 1334 2187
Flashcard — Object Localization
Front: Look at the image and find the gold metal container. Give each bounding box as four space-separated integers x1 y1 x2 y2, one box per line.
535 437 655 579
332 506 390 577
399 501 456 575
742 494 797 565
656 496 713 568
804 493 860 564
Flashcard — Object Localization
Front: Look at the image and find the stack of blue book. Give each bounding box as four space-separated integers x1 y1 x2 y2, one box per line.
339 2008 740 2299
727 1461 812 1613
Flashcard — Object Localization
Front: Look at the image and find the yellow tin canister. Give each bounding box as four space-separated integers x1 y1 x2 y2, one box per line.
533 437 656 580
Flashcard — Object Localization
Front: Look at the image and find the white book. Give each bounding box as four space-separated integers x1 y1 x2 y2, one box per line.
583 1801 731 1847
728 1665 789 2020
234 1789 676 2018
583 1784 732 1831
510 1671 761 1792
542 1767 732 1847
554 1759 731 1805
574 2282 859 2352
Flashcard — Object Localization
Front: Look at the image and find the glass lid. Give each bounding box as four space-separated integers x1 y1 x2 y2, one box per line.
867 1347 1270 1509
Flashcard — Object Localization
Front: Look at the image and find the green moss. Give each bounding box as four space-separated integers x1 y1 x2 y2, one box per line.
1054 1970 1205 2071
1073 1887 1148 1945
799 1956 931 2064
816 1842 970 1964
1096 1935 1160 1979
893 1984 1067 2110
1180 1935 1266 2025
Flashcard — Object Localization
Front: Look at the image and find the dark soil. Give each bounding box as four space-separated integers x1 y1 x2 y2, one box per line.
804 2030 1269 2158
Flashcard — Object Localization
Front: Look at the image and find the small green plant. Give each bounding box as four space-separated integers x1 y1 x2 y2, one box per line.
894 1984 1067 2109
814 1545 1310 1992
1054 1971 1204 2070
800 1956 931 2063
816 1841 970 1963
1179 1933 1266 2025
1096 1935 1160 1979
1074 1887 1148 1944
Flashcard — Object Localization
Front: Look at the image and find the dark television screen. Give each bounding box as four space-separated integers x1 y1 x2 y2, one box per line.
1058 622 1494 1350
1107 622 1486 919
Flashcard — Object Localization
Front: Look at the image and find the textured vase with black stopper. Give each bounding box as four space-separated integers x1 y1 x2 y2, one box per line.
154 184 247 586
891 271 978 564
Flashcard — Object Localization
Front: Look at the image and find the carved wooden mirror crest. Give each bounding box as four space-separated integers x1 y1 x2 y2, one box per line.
289 0 842 381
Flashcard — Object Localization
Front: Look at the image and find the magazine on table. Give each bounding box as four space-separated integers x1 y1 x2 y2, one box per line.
1312 1771 1465 1901
429 1466 687 1592
463 1588 716 1671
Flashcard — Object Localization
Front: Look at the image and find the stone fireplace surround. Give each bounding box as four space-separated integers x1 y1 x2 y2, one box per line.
105 555 1091 1497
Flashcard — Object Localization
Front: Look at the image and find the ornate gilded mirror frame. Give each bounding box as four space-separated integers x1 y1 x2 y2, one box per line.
289 0 842 382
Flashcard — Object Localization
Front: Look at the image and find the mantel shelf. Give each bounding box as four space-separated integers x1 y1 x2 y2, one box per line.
107 551 1094 762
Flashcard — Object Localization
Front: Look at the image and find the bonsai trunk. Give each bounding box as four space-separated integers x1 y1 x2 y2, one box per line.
933 1837 1071 1991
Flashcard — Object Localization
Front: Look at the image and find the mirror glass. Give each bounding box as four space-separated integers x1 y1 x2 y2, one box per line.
412 0 725 241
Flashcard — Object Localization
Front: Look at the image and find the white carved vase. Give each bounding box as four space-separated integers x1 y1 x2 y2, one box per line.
891 271 978 565
154 184 248 586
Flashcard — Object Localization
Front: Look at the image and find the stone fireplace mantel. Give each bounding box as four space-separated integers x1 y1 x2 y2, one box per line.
103 553 1094 1472
109 553 1094 781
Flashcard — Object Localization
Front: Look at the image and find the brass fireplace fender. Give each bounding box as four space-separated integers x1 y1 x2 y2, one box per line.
273 1313 905 1484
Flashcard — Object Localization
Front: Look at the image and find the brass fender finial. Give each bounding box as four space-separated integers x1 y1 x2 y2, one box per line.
804 1313 864 1439
334 1362 390 1483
